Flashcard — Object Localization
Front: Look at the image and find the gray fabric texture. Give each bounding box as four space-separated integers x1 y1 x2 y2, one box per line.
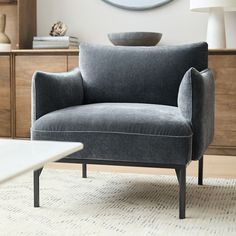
79 42 208 106
32 103 192 136
178 68 215 160
31 103 192 165
32 130 192 165
32 68 84 123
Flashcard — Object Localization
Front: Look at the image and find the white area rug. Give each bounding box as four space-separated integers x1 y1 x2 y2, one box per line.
0 169 235 236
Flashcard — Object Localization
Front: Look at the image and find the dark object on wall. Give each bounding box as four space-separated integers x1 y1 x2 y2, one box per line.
108 32 162 46
102 0 174 10
31 42 215 219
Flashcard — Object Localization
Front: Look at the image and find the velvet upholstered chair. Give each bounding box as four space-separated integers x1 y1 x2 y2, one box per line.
31 42 214 219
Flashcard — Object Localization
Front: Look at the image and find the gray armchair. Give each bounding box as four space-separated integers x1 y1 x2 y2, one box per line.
31 42 214 219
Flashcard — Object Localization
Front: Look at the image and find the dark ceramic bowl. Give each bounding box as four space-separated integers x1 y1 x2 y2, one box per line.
108 32 162 46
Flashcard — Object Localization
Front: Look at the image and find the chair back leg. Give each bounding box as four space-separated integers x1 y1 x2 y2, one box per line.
82 163 87 178
198 156 204 185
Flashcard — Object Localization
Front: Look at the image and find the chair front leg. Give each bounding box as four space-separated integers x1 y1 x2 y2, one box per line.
198 156 204 185
176 166 186 219
34 168 43 207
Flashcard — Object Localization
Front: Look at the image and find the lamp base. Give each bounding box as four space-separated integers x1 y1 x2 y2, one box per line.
0 43 11 52
207 7 226 49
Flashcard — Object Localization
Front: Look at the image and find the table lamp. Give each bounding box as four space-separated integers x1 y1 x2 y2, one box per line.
190 0 236 49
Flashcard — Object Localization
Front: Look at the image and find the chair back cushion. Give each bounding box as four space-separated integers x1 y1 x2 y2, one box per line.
80 42 208 105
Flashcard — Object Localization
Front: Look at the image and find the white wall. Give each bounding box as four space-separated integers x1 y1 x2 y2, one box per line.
37 0 236 48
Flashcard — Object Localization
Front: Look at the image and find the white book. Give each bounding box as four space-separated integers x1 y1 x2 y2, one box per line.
33 42 79 49
33 36 78 43
33 41 78 47
33 45 79 49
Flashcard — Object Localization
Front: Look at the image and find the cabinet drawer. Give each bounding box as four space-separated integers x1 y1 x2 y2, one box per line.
68 55 79 71
15 55 68 138
211 94 236 147
208 54 236 154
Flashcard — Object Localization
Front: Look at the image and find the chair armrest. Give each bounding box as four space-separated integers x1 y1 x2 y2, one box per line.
32 68 84 123
178 67 215 160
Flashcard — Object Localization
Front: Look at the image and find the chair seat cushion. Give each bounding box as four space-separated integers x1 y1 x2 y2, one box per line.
32 103 193 165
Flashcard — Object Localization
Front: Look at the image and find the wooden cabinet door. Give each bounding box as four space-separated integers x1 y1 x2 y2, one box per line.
0 56 11 137
15 55 67 138
207 54 236 155
68 55 79 71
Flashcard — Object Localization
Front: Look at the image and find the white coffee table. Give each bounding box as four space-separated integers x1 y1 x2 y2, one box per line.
0 139 83 184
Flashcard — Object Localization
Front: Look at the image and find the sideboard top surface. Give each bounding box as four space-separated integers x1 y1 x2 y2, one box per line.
11 49 79 56
0 48 236 56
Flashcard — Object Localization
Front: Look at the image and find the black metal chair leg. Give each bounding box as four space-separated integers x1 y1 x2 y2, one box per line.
198 156 203 185
176 166 186 219
34 168 43 207
175 169 180 184
82 163 87 178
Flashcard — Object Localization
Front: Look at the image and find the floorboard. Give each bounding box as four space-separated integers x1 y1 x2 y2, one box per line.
46 155 236 179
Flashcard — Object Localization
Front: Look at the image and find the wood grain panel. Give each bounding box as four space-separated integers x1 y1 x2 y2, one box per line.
212 68 236 95
18 0 37 49
209 54 236 68
15 56 67 138
209 55 236 95
214 95 236 131
0 56 11 136
208 54 236 155
206 147 236 156
211 130 236 148
67 55 79 71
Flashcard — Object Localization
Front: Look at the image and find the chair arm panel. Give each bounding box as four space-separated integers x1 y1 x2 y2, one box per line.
178 67 215 160
32 68 84 123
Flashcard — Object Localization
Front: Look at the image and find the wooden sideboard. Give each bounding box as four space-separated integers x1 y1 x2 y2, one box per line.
13 49 79 138
0 49 79 138
0 49 235 156
207 50 236 156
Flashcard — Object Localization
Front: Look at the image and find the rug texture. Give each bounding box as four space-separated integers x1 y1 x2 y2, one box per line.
0 169 235 236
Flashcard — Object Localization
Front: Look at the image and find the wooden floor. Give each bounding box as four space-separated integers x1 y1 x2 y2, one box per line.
47 155 236 179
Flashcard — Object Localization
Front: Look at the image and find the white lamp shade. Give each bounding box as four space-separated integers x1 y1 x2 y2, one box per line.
190 0 236 12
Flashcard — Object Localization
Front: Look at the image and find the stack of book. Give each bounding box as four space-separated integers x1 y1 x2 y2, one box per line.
33 36 79 49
